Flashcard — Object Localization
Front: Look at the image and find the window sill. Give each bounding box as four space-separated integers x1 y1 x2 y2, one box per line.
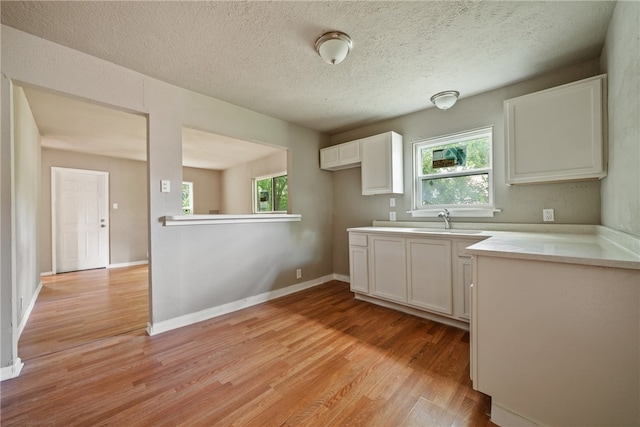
163 214 302 226
408 208 501 218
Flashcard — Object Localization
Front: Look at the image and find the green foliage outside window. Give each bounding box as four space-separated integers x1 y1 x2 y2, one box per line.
256 175 287 213
182 182 193 214
415 129 492 208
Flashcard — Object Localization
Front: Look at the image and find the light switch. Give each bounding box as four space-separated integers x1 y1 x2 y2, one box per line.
390 198 396 207
112 203 118 210
161 180 170 193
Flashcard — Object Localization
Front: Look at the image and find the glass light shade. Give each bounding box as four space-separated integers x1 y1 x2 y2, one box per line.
431 91 460 110
315 32 353 65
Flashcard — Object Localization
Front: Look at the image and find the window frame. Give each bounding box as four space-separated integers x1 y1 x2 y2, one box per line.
182 181 194 215
411 126 496 217
252 172 288 214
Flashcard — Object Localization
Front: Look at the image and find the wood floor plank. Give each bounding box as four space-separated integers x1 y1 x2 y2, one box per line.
2 269 495 426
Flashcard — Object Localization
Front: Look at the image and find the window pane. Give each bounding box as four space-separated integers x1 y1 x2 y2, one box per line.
421 137 490 175
256 178 273 212
273 175 288 212
421 174 489 205
182 182 193 214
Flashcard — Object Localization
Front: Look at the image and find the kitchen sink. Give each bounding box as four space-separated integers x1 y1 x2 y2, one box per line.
407 228 482 235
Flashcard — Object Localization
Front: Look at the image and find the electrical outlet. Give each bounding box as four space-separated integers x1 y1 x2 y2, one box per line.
296 269 302 279
389 198 396 207
543 208 555 222
389 211 396 221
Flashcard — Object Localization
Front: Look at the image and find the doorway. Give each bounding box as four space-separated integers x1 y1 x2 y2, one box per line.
52 167 109 273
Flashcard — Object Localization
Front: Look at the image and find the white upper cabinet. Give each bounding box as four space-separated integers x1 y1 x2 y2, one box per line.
505 75 607 184
361 131 404 195
320 140 360 170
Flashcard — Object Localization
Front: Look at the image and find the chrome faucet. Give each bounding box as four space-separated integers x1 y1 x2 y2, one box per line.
438 208 451 229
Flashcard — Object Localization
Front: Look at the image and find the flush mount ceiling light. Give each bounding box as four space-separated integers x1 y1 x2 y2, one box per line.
430 90 460 110
315 31 353 65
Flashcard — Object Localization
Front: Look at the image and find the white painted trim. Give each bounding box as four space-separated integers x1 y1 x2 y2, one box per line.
354 293 469 331
490 401 540 427
40 271 54 277
147 274 333 336
17 281 43 338
163 214 301 226
0 358 24 382
108 260 148 269
333 273 350 283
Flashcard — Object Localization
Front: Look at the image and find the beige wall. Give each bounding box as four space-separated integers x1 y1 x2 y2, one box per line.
40 148 148 272
13 86 41 329
222 150 287 214
183 167 221 214
600 1 640 237
329 60 603 275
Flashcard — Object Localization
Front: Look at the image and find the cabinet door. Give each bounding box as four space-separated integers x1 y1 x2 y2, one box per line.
369 235 407 303
454 256 472 320
406 238 452 315
349 245 369 294
361 132 403 195
320 146 339 169
505 75 605 184
339 140 360 165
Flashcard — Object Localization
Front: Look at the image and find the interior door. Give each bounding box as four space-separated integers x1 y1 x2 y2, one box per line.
53 167 109 273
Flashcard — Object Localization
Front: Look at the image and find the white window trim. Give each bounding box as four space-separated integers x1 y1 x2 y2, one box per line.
253 171 287 214
410 126 499 218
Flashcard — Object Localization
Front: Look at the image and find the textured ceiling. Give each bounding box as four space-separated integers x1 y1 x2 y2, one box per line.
23 87 283 170
2 1 615 133
2 1 615 136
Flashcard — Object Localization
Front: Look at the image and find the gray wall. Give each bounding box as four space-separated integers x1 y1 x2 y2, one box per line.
600 1 640 237
0 23 333 371
40 148 149 272
183 166 221 214
13 87 41 334
329 59 603 275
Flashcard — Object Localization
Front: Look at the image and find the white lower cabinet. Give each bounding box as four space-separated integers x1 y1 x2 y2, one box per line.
349 230 483 326
453 239 481 320
407 238 452 315
349 233 369 294
369 235 407 303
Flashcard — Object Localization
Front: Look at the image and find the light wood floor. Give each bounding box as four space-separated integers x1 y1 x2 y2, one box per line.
18 265 149 360
2 268 495 426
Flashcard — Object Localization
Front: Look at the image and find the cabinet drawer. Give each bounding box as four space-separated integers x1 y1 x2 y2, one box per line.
349 233 368 247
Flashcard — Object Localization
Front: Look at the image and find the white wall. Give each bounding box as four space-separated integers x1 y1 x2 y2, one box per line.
600 1 640 237
329 60 603 275
13 87 41 336
1 25 333 371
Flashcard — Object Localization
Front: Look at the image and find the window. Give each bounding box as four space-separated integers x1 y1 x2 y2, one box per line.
182 181 193 214
413 127 493 215
254 174 288 213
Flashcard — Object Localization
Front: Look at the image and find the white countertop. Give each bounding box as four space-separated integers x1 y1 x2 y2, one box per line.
347 225 640 270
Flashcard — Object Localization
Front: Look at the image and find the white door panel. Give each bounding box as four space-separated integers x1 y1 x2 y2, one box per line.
53 168 109 273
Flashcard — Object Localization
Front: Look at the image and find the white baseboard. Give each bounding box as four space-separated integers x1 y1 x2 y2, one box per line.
40 271 53 277
332 273 350 283
490 401 539 426
0 358 24 382
17 281 43 338
108 260 148 269
147 274 335 336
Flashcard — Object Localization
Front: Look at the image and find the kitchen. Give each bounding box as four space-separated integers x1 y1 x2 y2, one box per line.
1 1 639 425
